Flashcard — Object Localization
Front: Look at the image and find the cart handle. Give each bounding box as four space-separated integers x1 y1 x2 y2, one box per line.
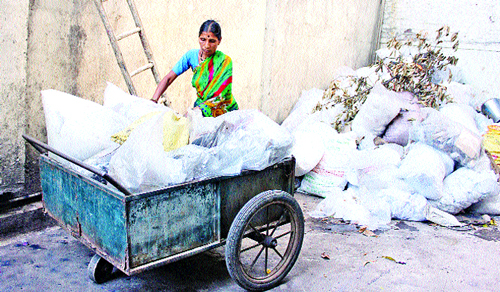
22 134 131 196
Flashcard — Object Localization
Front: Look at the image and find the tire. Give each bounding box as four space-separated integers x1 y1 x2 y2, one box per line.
225 190 305 291
88 254 114 284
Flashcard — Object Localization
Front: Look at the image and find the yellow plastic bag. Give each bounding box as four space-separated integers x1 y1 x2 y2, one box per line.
111 111 189 152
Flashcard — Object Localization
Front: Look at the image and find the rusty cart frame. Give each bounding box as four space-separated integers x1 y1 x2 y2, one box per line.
24 134 304 291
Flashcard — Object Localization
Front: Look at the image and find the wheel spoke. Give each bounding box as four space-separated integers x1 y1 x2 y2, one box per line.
241 241 262 253
270 210 286 237
265 246 269 274
271 247 284 259
248 246 266 272
266 206 269 236
275 230 292 240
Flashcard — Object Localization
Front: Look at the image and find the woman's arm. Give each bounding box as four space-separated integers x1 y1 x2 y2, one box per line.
152 70 178 103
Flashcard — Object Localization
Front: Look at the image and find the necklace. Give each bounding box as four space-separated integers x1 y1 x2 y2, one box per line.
199 51 206 62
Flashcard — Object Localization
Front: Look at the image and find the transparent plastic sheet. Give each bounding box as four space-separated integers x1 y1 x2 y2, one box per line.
108 109 293 193
107 112 187 193
429 167 500 214
409 107 482 167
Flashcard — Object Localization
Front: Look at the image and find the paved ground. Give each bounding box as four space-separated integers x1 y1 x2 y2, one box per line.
1 193 500 292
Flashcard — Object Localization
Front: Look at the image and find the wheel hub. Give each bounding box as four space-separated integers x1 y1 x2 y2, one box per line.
262 236 278 248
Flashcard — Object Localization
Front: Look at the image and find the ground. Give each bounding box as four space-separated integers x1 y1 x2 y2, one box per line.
1 193 499 291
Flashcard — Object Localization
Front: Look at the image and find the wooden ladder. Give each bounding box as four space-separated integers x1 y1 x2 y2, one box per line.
94 0 166 102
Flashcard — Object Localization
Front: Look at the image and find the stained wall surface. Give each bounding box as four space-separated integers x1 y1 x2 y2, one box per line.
1 0 384 199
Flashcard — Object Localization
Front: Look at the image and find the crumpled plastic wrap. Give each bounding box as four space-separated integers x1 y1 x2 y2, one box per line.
108 109 294 193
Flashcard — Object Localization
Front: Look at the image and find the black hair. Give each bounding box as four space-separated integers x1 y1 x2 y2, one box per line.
199 20 222 40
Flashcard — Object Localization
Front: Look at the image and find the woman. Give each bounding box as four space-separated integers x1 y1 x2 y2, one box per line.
152 20 238 117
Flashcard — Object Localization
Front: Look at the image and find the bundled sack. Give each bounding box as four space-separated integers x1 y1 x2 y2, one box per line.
439 103 480 135
399 142 454 200
351 82 403 138
281 88 324 130
430 167 500 214
409 107 482 166
298 132 357 197
42 89 128 161
290 120 336 177
470 191 500 215
346 143 405 191
103 82 171 123
382 92 424 146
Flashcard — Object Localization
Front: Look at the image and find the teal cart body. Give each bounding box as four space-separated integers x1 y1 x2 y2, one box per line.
26 134 304 291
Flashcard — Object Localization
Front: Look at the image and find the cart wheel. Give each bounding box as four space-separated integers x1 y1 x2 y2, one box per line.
88 254 113 284
225 190 304 291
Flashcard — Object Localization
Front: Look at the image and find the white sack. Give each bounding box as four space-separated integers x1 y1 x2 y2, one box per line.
351 82 402 137
103 82 171 122
439 103 479 135
290 120 335 176
470 192 500 215
430 167 500 214
298 132 357 197
346 144 406 190
399 143 452 200
42 89 128 161
281 88 324 130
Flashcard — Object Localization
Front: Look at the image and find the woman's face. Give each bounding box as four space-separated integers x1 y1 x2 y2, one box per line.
199 31 220 58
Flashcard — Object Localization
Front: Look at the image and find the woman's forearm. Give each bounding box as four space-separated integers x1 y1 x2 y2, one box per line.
152 70 178 102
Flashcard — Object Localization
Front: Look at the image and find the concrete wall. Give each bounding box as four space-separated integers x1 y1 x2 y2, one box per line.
380 0 500 104
0 1 29 196
0 0 383 200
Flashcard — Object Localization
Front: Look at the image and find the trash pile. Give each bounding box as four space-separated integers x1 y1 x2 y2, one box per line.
42 82 293 193
284 27 500 230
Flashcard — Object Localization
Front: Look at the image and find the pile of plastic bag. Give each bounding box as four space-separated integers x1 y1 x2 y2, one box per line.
42 82 293 193
284 77 500 230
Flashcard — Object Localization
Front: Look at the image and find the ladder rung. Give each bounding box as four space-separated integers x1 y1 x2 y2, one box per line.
130 63 154 77
116 27 141 41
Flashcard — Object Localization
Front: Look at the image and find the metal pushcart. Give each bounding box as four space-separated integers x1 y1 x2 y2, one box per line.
24 134 304 291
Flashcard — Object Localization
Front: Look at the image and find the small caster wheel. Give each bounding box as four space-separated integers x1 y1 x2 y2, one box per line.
88 254 113 284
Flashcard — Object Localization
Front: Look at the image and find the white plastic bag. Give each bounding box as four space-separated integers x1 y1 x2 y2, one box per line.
430 167 500 214
291 120 336 176
409 107 482 166
103 82 171 123
399 142 452 200
42 89 128 161
351 82 403 137
439 103 479 135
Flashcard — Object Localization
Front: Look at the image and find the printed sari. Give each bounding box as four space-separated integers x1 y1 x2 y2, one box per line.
192 51 238 117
